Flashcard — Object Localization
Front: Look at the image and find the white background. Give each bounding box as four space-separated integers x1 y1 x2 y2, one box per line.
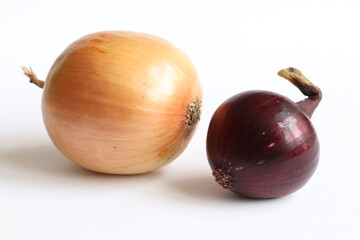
1 0 359 239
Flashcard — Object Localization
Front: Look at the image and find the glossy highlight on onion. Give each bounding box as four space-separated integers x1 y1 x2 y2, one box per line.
23 31 202 174
206 68 321 198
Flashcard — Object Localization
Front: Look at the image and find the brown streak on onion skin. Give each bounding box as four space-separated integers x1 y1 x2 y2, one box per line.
24 31 202 174
207 69 321 198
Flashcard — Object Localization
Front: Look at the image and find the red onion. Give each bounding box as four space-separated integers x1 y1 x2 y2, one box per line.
206 68 322 198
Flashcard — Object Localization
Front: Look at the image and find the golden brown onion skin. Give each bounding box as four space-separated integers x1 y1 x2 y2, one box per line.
42 31 202 174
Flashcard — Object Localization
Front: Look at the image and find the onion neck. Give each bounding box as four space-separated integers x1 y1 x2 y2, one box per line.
22 66 44 89
277 67 322 118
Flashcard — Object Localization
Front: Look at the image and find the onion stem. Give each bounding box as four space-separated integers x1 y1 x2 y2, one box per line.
277 67 322 99
278 67 322 118
22 66 44 88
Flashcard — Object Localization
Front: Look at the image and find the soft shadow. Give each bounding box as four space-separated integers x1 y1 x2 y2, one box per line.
0 144 83 175
168 174 284 203
0 144 163 187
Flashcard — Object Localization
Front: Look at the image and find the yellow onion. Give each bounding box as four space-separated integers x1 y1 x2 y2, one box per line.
23 31 202 174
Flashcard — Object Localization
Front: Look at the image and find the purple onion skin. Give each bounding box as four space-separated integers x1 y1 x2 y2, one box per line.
206 90 320 199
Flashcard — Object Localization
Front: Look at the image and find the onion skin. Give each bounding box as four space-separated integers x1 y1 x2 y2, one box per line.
206 68 321 198
25 31 202 174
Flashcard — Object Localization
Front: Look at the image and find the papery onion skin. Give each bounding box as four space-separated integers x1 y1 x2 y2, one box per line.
206 68 321 198
27 31 202 174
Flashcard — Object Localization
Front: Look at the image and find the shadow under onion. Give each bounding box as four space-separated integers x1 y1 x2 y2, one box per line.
0 143 164 188
166 173 286 203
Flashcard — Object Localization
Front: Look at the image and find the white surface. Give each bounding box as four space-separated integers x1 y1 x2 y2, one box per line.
1 0 360 239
